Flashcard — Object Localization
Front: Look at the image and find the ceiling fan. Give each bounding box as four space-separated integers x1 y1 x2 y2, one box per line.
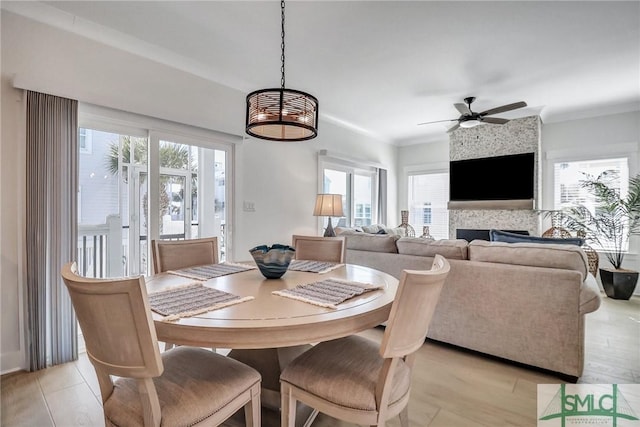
418 97 527 132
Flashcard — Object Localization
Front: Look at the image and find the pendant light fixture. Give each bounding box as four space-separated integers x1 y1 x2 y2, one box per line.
245 1 319 141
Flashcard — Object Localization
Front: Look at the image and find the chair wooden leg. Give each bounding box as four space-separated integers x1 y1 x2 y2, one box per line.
398 405 409 427
281 383 297 427
137 378 161 427
245 383 261 427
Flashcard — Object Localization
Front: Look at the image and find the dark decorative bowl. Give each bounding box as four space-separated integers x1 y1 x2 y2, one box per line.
249 244 296 279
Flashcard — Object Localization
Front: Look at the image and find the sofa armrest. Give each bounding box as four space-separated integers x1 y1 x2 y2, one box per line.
580 275 601 315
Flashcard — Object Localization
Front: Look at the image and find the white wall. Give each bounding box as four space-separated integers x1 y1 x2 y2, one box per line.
234 122 396 261
1 75 27 372
0 10 397 373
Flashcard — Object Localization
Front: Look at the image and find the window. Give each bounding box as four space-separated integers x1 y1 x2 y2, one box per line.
321 162 378 229
407 172 449 239
553 157 629 251
421 203 432 224
79 128 92 154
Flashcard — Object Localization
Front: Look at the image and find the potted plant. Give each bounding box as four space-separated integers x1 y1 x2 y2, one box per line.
559 170 640 299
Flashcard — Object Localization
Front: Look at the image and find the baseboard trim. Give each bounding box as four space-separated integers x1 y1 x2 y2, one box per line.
1 350 26 375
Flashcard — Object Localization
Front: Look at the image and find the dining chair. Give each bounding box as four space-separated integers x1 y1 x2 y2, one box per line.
151 236 219 274
151 236 220 350
61 262 261 427
279 254 450 427
291 235 346 263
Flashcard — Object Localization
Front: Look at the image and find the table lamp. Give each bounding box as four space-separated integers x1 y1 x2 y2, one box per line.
313 194 344 237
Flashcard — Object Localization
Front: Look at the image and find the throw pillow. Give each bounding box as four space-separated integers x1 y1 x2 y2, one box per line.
362 224 382 234
489 229 584 246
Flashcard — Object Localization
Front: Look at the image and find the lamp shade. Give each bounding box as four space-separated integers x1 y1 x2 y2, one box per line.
313 194 344 217
244 2 319 142
246 88 319 141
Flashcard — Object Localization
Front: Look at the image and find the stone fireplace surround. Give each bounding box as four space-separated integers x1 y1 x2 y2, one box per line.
448 115 542 238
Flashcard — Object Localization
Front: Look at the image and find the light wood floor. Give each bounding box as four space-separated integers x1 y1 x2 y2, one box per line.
2 294 638 427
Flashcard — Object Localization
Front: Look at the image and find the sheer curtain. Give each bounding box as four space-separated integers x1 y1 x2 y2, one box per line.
26 91 78 370
377 168 387 225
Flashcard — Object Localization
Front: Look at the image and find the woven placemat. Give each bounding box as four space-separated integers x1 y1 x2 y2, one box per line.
168 262 256 281
272 278 383 309
288 260 344 274
148 282 253 321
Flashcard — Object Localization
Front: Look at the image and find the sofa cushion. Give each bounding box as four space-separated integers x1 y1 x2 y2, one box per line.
342 233 399 253
396 238 469 260
490 229 584 246
468 240 589 280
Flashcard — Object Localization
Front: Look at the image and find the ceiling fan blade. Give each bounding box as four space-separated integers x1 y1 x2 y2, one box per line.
417 119 457 126
479 101 527 117
446 123 460 133
482 117 509 124
454 103 472 116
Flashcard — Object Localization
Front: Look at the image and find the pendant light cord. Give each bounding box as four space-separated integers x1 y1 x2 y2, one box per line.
245 0 318 141
280 0 286 90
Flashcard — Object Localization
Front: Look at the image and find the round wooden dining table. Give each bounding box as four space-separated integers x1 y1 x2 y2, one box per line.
146 263 399 349
146 262 399 419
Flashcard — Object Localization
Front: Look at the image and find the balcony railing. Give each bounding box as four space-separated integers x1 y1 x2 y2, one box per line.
78 216 225 278
77 215 123 278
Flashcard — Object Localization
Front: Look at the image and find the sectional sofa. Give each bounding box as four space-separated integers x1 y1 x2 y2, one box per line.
338 231 602 381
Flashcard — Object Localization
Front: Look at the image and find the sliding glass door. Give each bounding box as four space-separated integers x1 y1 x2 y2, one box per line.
156 138 228 259
78 127 231 278
77 129 148 277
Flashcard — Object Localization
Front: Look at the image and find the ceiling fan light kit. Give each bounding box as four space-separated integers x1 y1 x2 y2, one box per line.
245 0 319 142
418 96 527 132
459 118 482 128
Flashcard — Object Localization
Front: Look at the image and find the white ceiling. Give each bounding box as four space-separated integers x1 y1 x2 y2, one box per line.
5 1 640 145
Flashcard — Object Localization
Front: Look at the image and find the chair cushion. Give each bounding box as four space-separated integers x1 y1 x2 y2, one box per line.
280 335 411 411
104 346 260 426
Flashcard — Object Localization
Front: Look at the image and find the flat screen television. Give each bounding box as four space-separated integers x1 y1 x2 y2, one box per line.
449 152 535 202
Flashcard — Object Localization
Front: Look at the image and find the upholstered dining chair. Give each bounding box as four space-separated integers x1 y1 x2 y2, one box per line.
61 262 261 427
280 254 450 427
151 236 218 274
291 235 346 263
151 236 220 350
